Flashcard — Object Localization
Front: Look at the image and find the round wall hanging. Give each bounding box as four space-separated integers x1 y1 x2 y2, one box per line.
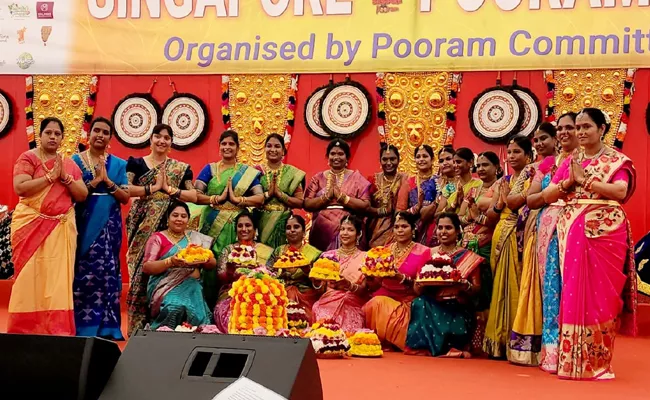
319 78 372 140
511 78 542 137
304 84 330 140
162 93 208 150
469 80 524 143
112 93 161 148
0 89 13 138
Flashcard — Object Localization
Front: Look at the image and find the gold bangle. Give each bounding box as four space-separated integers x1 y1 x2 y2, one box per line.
210 195 216 205
45 174 53 183
240 196 245 206
343 195 350 205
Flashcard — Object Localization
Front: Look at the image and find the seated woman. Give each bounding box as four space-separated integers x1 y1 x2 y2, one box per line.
142 201 215 330
312 215 368 332
406 213 483 358
266 214 322 322
363 212 431 350
214 210 273 333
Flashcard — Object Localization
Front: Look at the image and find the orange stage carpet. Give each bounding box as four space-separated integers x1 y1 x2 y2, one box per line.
1 280 650 399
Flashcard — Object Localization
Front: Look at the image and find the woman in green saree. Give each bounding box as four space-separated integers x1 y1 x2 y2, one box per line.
125 123 198 335
143 201 215 330
194 130 264 309
266 214 322 322
255 134 306 248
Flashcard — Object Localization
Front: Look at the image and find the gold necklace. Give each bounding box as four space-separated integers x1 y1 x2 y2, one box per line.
438 245 459 254
82 151 106 178
328 169 345 188
579 146 606 163
265 162 284 188
337 246 358 257
166 229 186 241
38 147 54 173
391 241 415 265
377 173 397 206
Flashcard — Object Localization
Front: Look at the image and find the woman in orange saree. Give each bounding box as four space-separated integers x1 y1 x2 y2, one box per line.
8 117 88 334
363 212 431 350
542 108 637 380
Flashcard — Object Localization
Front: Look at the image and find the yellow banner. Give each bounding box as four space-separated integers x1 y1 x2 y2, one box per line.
65 1 650 74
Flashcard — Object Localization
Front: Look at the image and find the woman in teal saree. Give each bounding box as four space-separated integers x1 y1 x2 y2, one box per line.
255 134 306 248
194 130 264 309
143 201 215 330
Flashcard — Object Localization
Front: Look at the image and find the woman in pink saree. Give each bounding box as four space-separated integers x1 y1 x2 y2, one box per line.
304 140 371 251
542 108 637 381
363 212 432 350
312 215 368 332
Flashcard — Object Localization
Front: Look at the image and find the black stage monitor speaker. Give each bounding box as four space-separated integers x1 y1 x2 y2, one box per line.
0 333 121 400
99 330 323 400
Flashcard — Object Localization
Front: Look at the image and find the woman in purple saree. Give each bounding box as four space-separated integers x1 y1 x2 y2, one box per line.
542 108 637 380
304 140 371 251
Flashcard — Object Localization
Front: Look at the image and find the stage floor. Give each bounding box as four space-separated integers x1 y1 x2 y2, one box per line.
2 279 650 399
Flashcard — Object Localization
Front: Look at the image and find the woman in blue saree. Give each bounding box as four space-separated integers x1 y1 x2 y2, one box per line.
72 117 130 339
143 201 215 330
194 130 264 309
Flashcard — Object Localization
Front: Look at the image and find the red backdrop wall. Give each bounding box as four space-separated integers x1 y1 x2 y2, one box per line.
1 71 649 280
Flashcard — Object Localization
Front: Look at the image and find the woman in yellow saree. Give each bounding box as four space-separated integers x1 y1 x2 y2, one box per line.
438 147 483 214
509 123 558 366
125 123 197 336
266 214 322 322
8 117 88 334
194 130 264 309
255 134 306 248
483 134 534 358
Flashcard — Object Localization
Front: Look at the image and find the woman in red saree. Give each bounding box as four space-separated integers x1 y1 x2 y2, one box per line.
304 140 371 251
542 108 637 380
9 117 88 334
363 212 431 350
312 215 368 332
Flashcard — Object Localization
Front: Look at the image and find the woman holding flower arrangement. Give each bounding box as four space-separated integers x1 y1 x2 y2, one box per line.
312 215 368 332
194 130 264 309
406 213 484 357
304 140 371 251
363 212 431 351
266 214 322 322
214 211 273 333
255 134 307 248
142 201 215 330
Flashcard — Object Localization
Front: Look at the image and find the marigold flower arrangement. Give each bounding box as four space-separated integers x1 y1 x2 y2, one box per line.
349 329 383 357
273 247 310 269
362 246 396 277
308 255 341 281
228 266 289 336
306 319 350 358
177 244 213 264
227 244 258 267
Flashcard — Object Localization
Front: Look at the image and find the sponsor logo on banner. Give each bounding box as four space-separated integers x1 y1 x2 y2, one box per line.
17 27 26 44
17 52 34 69
373 0 401 14
8 3 30 19
0 34 8 43
37 2 54 19
0 60 6 67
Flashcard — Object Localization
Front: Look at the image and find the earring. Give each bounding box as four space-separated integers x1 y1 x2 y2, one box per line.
356 237 361 246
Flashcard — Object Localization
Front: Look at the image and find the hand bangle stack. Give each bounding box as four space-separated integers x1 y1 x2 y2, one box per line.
45 174 54 184
476 214 487 225
62 175 74 185
144 185 151 196
584 175 601 191
493 205 504 214
239 196 246 206
210 195 217 205
108 183 118 193
264 192 270 200
165 258 173 267
343 195 350 205
558 180 570 194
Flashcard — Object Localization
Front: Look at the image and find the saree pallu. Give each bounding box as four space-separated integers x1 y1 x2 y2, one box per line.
196 163 261 309
213 242 273 333
267 244 322 323
537 174 563 373
406 248 483 356
483 176 522 358
364 243 431 350
365 172 406 249
255 164 305 249
553 149 637 380
313 250 367 331
446 178 483 213
146 231 213 330
396 176 438 247
126 157 190 335
72 154 126 340
8 152 81 335
305 170 371 251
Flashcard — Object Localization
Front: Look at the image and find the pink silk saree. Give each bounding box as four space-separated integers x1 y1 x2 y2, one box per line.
552 147 637 380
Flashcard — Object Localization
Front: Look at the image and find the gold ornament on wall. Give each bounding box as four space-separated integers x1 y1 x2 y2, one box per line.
32 75 91 156
228 74 291 165
383 72 453 175
552 69 626 146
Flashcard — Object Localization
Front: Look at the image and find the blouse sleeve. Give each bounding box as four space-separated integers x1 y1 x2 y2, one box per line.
195 164 213 186
611 168 630 184
13 152 36 177
181 166 194 190
142 233 163 263
126 156 139 185
304 175 321 199
551 157 572 184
